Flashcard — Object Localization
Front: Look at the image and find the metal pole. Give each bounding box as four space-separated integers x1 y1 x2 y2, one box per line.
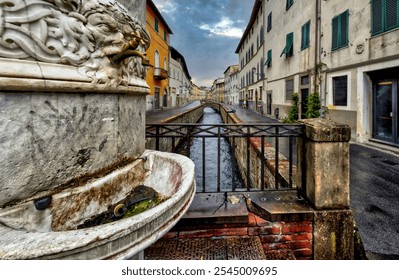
275 126 279 189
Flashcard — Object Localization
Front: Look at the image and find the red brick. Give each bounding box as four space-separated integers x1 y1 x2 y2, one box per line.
259 235 280 243
294 249 313 259
278 235 292 242
213 227 248 236
290 224 312 234
262 243 276 251
178 229 214 238
255 216 274 227
162 231 178 239
248 226 281 236
289 241 313 250
247 213 257 227
292 233 313 241
281 224 291 235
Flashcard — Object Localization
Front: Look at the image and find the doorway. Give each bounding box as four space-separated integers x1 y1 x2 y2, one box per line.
373 80 398 144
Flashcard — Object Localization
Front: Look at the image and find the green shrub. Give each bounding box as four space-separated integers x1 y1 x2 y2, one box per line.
305 92 321 119
284 93 299 123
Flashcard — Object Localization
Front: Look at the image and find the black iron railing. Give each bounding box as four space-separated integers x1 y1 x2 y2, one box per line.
146 123 305 195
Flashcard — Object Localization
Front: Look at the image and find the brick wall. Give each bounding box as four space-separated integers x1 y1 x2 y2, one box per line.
162 212 313 260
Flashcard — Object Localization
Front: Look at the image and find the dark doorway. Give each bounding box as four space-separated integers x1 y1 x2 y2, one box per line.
154 88 160 110
267 91 272 116
373 81 398 144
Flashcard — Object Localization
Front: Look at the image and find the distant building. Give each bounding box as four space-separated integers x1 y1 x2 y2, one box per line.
224 65 240 105
211 78 225 103
146 0 173 110
236 0 264 111
191 83 207 101
169 46 192 107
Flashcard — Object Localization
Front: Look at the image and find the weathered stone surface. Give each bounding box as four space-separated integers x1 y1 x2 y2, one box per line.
0 150 196 259
0 92 146 208
299 118 351 142
313 210 354 260
297 119 350 210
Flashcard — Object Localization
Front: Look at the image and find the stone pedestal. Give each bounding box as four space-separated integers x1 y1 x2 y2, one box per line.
298 118 354 259
298 118 351 210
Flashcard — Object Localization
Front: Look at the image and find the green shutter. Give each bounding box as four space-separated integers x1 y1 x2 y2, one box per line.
265 49 272 67
332 16 339 50
372 0 384 35
287 32 293 56
281 32 293 57
340 10 349 47
386 0 398 30
155 18 159 32
301 21 310 50
286 0 293 10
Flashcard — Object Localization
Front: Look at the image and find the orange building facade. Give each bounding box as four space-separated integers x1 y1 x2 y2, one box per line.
146 0 173 111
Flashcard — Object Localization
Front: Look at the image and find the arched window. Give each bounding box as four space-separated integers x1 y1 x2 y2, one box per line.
154 51 160 68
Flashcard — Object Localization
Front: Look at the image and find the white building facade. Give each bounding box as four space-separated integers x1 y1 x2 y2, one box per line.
257 0 399 146
169 46 192 107
236 0 265 111
223 65 240 104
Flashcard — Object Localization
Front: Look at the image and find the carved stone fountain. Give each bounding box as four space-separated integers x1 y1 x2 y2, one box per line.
0 0 196 259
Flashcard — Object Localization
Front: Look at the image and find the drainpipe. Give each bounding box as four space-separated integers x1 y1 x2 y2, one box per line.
313 0 320 95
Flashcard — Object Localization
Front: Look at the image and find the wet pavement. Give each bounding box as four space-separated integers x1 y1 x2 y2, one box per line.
146 101 201 123
350 143 399 259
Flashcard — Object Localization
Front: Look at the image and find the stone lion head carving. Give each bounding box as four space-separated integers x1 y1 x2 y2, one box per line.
0 0 150 86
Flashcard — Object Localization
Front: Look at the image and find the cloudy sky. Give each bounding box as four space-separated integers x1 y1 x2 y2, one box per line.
152 0 254 87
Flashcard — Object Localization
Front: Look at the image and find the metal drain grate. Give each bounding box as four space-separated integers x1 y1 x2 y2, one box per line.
145 236 266 260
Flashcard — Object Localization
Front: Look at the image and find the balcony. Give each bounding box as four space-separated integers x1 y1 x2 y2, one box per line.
154 67 168 80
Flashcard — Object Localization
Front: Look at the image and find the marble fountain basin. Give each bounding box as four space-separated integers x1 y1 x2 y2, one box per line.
0 150 195 259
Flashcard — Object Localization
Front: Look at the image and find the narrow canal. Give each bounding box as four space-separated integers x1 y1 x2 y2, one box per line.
188 107 243 192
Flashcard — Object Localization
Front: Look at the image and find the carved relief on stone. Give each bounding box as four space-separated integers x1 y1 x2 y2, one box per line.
0 0 150 86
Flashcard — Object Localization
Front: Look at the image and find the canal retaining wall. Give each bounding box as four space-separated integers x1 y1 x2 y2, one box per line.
145 105 204 152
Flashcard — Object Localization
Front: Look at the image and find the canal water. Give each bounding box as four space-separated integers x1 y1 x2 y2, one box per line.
188 107 243 192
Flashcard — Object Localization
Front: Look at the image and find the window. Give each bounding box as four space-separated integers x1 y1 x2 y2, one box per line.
281 32 294 57
372 0 399 35
286 78 294 100
301 21 311 50
267 12 272 32
260 25 264 42
265 49 272 67
332 10 349 51
164 30 167 41
286 0 294 11
155 18 159 32
333 76 348 106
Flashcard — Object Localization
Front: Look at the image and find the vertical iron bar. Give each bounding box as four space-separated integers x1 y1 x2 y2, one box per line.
246 126 251 190
289 136 293 188
261 135 265 190
172 137 176 153
186 126 191 158
202 136 206 193
231 136 235 191
155 126 160 151
217 126 221 192
275 127 279 189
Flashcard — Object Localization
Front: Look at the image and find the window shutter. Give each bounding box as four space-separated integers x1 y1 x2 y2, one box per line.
372 0 384 35
340 10 349 47
287 32 293 56
332 16 339 50
385 0 398 30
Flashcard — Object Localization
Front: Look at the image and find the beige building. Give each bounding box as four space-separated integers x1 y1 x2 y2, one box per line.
236 0 265 111
169 46 192 107
224 65 240 104
241 0 399 146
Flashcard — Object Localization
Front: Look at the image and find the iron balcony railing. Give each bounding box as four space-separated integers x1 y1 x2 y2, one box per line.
146 123 305 196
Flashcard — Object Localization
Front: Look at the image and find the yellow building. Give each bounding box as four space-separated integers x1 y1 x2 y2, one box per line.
146 0 173 110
